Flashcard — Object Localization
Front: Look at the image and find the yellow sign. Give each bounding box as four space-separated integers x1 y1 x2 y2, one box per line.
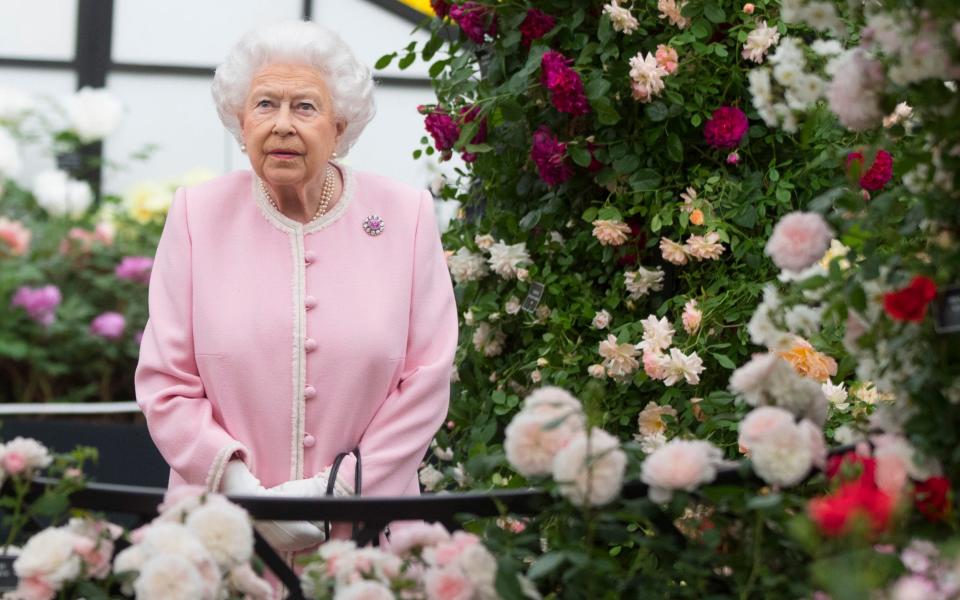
398 0 435 16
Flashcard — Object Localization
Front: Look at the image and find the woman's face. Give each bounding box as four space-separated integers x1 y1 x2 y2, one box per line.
237 63 344 187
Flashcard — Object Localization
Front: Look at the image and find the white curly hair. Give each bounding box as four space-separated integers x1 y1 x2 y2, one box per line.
211 20 376 158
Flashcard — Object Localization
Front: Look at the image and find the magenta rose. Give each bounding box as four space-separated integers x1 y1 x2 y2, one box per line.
845 149 893 191
11 285 61 327
541 51 590 116
90 312 126 340
530 126 572 186
704 106 749 149
115 256 154 284
430 0 451 18
422 108 459 159
449 2 496 44
519 8 556 46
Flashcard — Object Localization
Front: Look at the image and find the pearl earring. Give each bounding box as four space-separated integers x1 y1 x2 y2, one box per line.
240 143 247 153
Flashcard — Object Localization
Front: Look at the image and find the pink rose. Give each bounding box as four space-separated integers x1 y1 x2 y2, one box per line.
15 576 56 600
89 311 126 340
641 439 723 502
0 217 31 256
764 211 833 273
2 451 27 475
423 567 474 600
655 44 679 74
115 256 154 284
743 3 755 13
11 285 61 327
389 522 451 556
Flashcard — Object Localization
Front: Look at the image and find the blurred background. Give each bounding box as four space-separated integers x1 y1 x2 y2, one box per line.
0 0 452 195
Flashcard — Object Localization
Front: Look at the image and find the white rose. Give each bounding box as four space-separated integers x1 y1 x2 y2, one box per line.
641 439 723 502
13 527 83 585
133 554 212 600
32 170 93 218
61 87 123 143
184 496 254 569
504 392 586 477
227 563 272 600
592 309 611 330
457 543 498 593
333 580 394 600
447 247 488 284
552 428 627 506
140 522 214 565
418 464 444 491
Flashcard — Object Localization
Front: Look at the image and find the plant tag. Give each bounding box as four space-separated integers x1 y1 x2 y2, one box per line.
933 285 960 334
521 282 545 314
0 555 17 592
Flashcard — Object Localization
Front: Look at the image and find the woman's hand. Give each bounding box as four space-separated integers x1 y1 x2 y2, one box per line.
221 460 327 551
267 467 354 498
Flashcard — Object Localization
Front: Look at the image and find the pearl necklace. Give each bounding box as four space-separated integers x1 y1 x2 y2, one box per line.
259 164 335 223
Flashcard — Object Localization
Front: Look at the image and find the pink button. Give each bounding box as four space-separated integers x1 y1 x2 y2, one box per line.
304 385 317 399
303 434 316 448
304 338 318 353
304 250 318 264
304 295 318 310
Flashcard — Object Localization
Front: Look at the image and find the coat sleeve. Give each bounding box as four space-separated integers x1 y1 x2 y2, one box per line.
135 187 250 491
337 189 458 497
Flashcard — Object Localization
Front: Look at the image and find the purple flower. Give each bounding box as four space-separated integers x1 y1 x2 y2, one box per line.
115 256 154 284
530 126 572 186
11 285 61 327
90 311 126 340
519 8 556 46
430 0 451 18
449 2 497 44
541 51 590 116
704 106 749 150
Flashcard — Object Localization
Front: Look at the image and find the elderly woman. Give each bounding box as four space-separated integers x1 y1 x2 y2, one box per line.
135 20 457 552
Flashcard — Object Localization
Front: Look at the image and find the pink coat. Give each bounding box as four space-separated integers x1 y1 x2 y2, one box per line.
135 164 458 513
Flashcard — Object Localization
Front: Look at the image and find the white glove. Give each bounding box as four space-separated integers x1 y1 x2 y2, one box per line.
220 460 326 552
267 466 354 498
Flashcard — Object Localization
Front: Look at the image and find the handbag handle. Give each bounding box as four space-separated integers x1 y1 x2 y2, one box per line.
324 447 361 540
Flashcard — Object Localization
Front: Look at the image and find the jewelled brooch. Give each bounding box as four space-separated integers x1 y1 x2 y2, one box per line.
362 214 385 236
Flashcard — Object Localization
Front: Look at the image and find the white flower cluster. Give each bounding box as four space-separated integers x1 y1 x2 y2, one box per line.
446 247 489 284
302 523 504 600
31 169 94 219
504 387 627 506
748 37 831 133
486 239 531 279
729 352 829 425
863 11 952 86
780 0 844 36
12 518 121 598
738 406 826 487
0 436 53 486
741 20 780 64
624 265 665 299
61 87 123 144
113 490 271 600
638 314 706 386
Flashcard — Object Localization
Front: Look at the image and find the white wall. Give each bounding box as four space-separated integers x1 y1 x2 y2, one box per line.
0 0 457 196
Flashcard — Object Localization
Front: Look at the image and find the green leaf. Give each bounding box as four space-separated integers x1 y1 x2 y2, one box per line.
746 493 783 510
422 35 444 61
666 133 683 163
613 155 640 175
464 143 493 154
712 352 736 369
429 59 448 78
691 20 710 39
374 53 396 70
528 552 566 580
651 214 662 232
585 77 612 101
597 206 623 221
704 4 726 23
645 102 669 122
593 97 621 125
570 146 593 168
398 52 416 70
630 168 662 191
581 207 599 222
30 492 69 517
519 209 542 230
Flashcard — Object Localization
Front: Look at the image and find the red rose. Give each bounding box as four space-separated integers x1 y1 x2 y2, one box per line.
826 452 877 485
809 479 893 537
883 275 937 322
540 51 590 116
423 110 460 159
846 149 894 191
704 106 748 150
914 476 951 522
519 8 556 46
